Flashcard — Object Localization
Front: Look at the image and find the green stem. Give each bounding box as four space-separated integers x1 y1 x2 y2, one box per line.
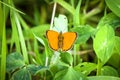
70 0 74 8
73 44 80 66
97 59 102 76
73 45 77 66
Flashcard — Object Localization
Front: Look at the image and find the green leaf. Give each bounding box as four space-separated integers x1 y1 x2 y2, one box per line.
27 64 48 75
34 35 49 50
60 52 73 66
114 36 120 55
24 24 50 39
93 24 115 64
17 14 29 30
50 60 69 75
15 13 28 64
34 35 46 46
0 1 9 80
88 76 120 80
55 0 75 15
97 13 120 30
54 67 87 80
108 53 120 69
6 52 25 72
11 68 31 80
74 62 97 75
72 25 95 44
0 1 25 14
34 34 51 57
10 10 20 52
105 0 120 17
73 0 82 27
101 66 118 76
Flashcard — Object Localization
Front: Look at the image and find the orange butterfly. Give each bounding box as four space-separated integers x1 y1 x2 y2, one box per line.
46 30 77 51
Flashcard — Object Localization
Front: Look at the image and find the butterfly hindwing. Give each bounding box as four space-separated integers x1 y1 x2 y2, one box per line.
46 30 59 51
62 32 77 51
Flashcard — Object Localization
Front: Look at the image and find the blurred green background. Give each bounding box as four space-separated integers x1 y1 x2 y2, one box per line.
1 0 120 80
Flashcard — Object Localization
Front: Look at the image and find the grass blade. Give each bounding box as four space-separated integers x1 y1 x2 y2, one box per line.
0 3 7 80
55 0 75 15
0 1 25 15
14 13 29 64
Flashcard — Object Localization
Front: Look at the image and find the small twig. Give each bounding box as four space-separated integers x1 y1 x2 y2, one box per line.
45 57 48 66
71 49 93 55
50 2 57 30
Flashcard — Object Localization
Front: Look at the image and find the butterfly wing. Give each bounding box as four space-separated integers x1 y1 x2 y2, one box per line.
46 30 59 51
62 32 77 51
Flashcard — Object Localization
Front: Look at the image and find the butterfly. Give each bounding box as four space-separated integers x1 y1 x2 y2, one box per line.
46 30 77 51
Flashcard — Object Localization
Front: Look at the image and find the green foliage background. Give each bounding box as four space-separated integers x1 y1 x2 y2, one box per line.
0 0 120 80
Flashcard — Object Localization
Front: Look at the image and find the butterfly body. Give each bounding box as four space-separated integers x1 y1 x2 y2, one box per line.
58 32 64 50
46 30 77 51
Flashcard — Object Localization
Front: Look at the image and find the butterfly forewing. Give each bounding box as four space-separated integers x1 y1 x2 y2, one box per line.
46 30 59 51
62 32 77 51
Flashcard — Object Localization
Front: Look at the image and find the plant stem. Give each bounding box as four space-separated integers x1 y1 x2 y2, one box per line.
50 2 57 30
70 0 74 8
73 44 80 66
97 59 102 76
73 45 77 66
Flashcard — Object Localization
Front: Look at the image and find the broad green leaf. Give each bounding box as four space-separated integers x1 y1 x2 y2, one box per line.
27 64 48 75
114 36 120 55
101 66 118 76
53 14 68 33
50 52 70 74
74 62 97 75
50 52 70 67
105 0 120 17
54 67 87 80
88 76 120 80
11 68 31 80
50 60 69 75
108 53 120 69
72 25 95 44
93 24 115 64
56 60 70 67
108 37 120 69
6 52 25 72
60 52 73 66
24 24 50 39
97 13 120 30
